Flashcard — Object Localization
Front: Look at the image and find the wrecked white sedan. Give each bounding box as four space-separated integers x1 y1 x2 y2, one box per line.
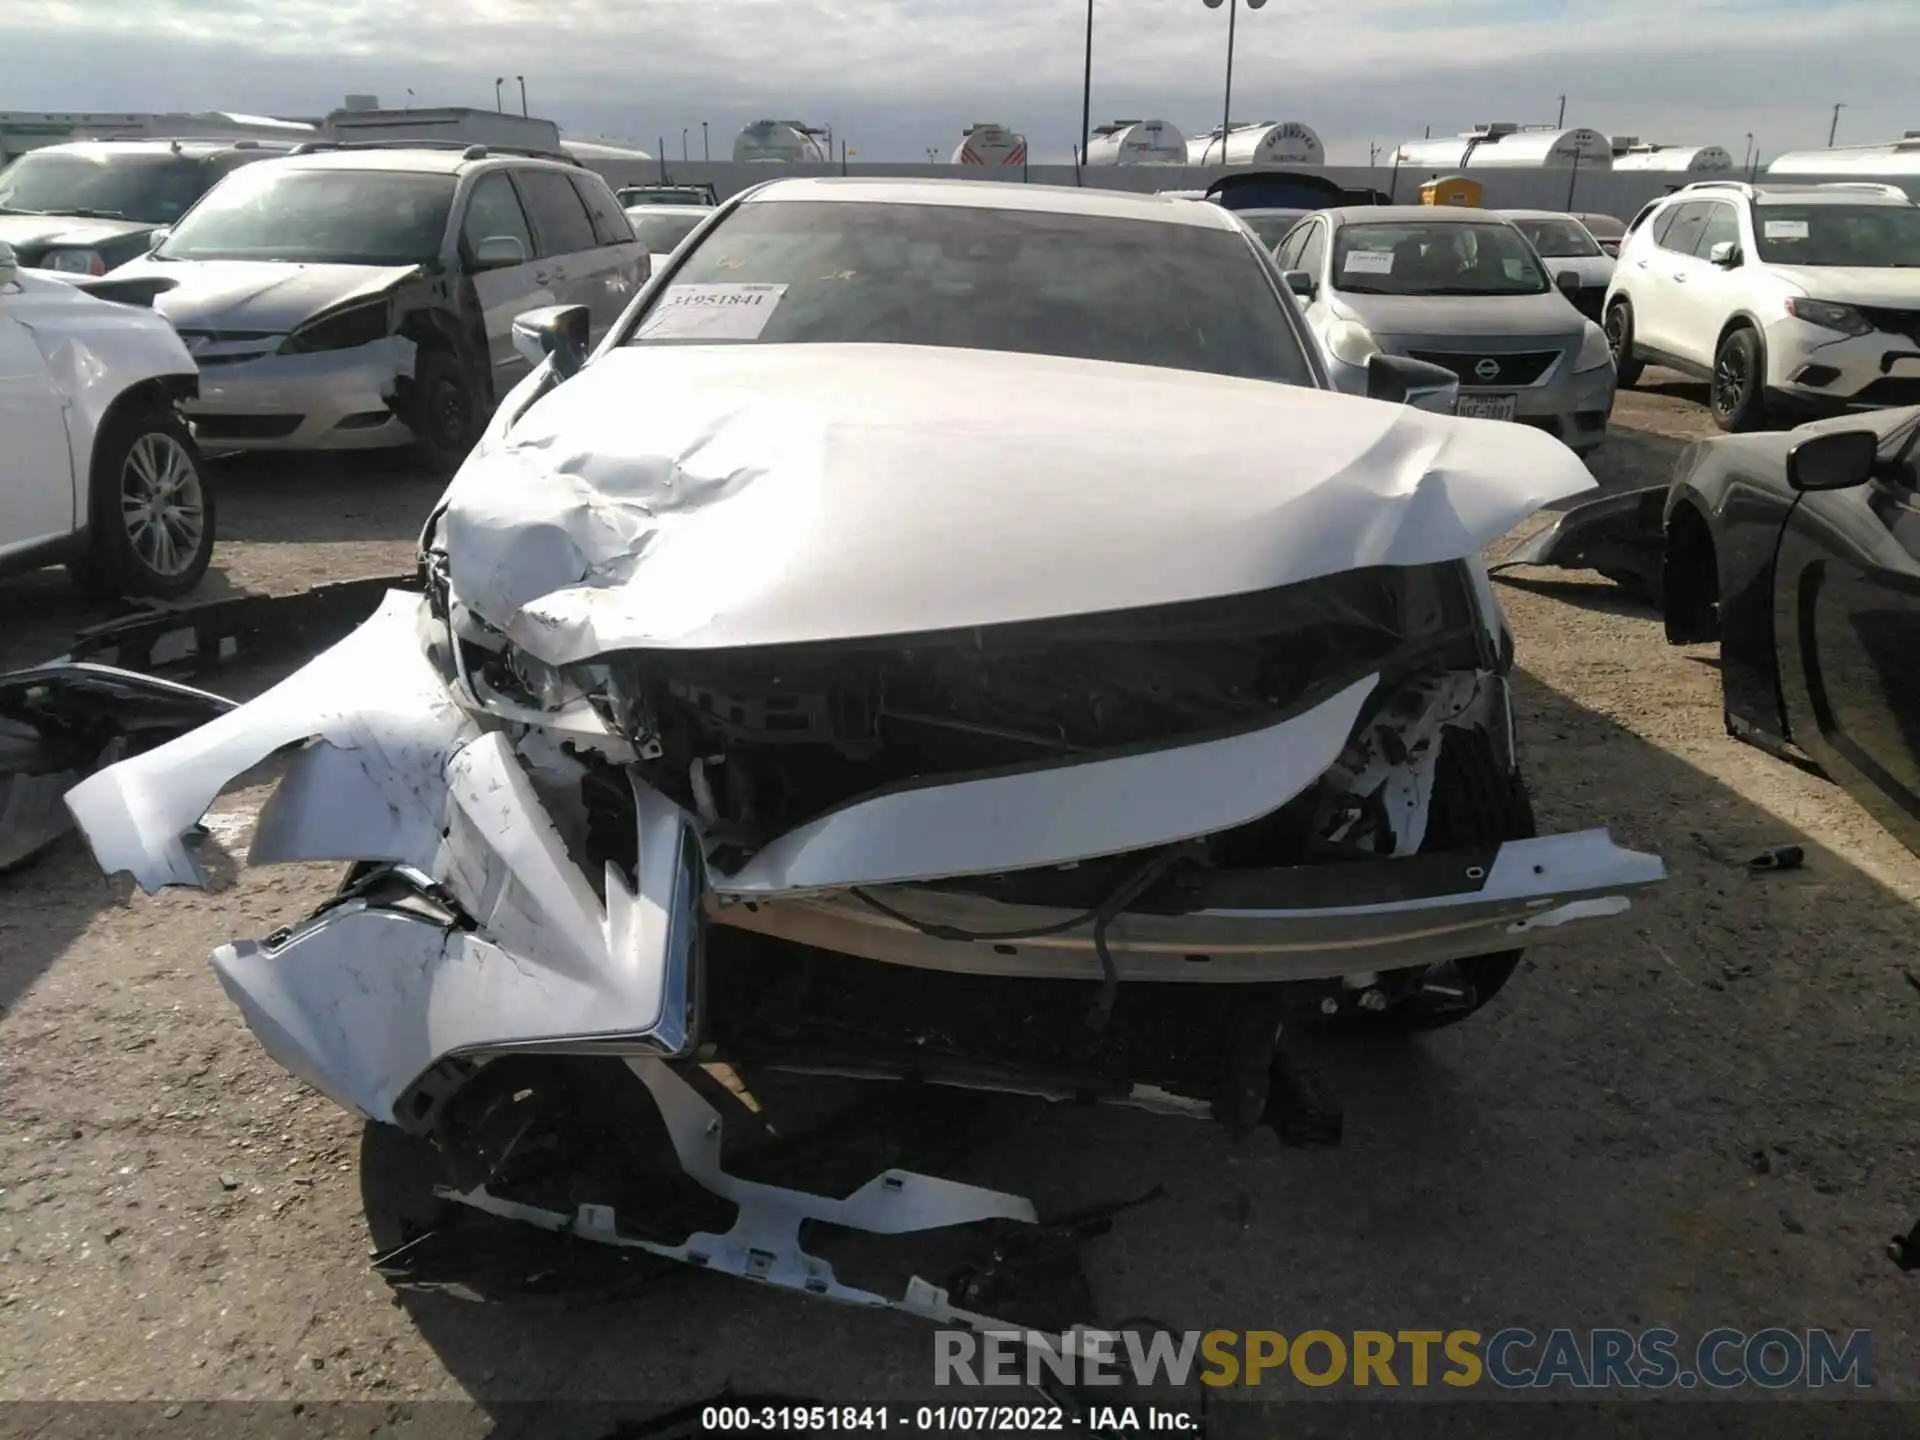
65 178 1663 1323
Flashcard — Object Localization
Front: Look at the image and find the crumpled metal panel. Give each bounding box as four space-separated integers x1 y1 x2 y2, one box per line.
434 342 1598 665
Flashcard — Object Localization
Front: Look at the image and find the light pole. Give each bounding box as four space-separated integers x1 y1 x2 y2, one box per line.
1828 102 1845 146
702 122 709 161
1079 0 1094 180
517 76 527 117
1742 132 1753 171
493 77 504 112
682 128 689 161
1201 0 1267 165
1556 94 1566 128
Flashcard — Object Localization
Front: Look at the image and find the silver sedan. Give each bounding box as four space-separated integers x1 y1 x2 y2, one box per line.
1273 205 1618 455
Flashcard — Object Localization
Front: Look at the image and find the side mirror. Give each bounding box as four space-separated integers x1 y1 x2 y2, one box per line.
1555 270 1582 299
1787 428 1878 493
471 234 527 272
1283 269 1316 299
511 303 591 379
146 227 170 253
0 241 15 290
1708 240 1741 268
1366 353 1460 416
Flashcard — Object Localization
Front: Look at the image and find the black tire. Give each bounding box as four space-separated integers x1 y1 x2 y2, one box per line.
1710 327 1767 433
1323 724 1538 1034
409 346 481 474
66 405 214 599
1604 300 1644 388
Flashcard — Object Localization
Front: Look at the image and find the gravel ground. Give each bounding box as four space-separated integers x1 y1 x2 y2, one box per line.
1 376 1916 1419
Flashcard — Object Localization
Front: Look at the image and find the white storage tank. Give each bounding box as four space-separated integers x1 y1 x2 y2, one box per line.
733 119 831 163
1611 144 1734 172
1768 135 1920 177
1085 119 1188 166
1186 121 1324 167
952 123 1028 165
1396 123 1611 170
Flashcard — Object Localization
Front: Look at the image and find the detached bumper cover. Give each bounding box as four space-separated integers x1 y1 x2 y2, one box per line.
66 591 1665 1126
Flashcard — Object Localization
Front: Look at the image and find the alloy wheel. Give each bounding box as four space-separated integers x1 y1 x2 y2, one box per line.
120 432 206 579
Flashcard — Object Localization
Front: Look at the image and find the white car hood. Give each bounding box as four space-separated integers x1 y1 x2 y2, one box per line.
1765 265 1920 307
109 257 420 333
440 342 1596 665
1330 289 1585 339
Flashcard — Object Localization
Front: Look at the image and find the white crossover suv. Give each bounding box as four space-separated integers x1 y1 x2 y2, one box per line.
0 243 214 597
1603 180 1920 431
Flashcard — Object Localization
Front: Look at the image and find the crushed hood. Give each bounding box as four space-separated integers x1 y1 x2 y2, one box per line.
439 342 1596 665
110 257 420 333
1334 289 1586 339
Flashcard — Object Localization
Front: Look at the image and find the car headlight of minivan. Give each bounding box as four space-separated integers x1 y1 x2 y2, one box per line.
42 248 106 276
1574 322 1614 373
279 300 391 355
1325 320 1381 368
1784 298 1873 337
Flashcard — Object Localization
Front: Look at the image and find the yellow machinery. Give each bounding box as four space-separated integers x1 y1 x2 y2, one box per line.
1419 174 1483 207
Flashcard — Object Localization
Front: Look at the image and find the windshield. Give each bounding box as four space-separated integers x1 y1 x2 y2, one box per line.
1508 216 1602 258
1752 203 1920 267
1332 221 1550 296
1575 213 1625 241
158 167 456 264
628 212 706 254
1241 211 1307 246
625 199 1316 386
0 151 210 223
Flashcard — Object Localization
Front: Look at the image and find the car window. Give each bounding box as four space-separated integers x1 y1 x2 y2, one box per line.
514 168 599 256
0 150 213 224
628 211 706 255
1297 222 1327 277
1274 224 1309 270
1693 203 1740 258
1331 220 1548 296
1241 211 1305 247
1509 216 1602 258
1750 203 1920 267
1657 203 1712 256
155 167 457 264
570 174 634 247
460 172 535 262
624 199 1317 388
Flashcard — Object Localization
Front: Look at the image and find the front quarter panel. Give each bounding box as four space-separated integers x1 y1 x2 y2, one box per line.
12 272 199 489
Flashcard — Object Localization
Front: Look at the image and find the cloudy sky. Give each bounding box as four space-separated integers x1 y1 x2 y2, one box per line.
2 0 1907 163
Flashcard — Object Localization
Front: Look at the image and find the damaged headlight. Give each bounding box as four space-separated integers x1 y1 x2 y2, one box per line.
279 300 391 355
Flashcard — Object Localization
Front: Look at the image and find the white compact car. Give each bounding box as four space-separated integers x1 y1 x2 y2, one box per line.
0 243 214 597
1604 180 1920 431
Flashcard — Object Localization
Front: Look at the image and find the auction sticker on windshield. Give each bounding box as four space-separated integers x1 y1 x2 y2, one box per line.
639 283 788 340
1764 220 1810 241
1344 250 1395 275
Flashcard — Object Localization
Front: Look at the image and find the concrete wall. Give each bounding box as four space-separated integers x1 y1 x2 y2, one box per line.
575 159 1814 220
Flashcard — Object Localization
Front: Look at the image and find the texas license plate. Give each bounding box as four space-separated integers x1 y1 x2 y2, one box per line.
1458 393 1518 422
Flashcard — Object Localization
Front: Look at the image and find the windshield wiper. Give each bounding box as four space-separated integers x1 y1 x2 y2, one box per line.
1339 284 1392 294
0 205 44 215
56 207 132 220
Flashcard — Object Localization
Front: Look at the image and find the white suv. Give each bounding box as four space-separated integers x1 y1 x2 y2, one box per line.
1603 180 1920 431
0 243 214 598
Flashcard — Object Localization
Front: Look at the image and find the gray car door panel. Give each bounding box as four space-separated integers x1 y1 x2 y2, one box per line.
459 171 548 392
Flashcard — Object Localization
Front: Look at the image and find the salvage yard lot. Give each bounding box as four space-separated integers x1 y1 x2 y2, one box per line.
2 376 1917 1410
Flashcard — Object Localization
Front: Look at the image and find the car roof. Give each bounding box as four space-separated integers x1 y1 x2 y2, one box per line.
257 148 583 178
1323 204 1516 225
25 138 294 161
1497 209 1585 221
739 176 1238 230
623 204 713 219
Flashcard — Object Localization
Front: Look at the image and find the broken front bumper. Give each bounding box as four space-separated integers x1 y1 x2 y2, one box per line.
64 590 1665 1127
